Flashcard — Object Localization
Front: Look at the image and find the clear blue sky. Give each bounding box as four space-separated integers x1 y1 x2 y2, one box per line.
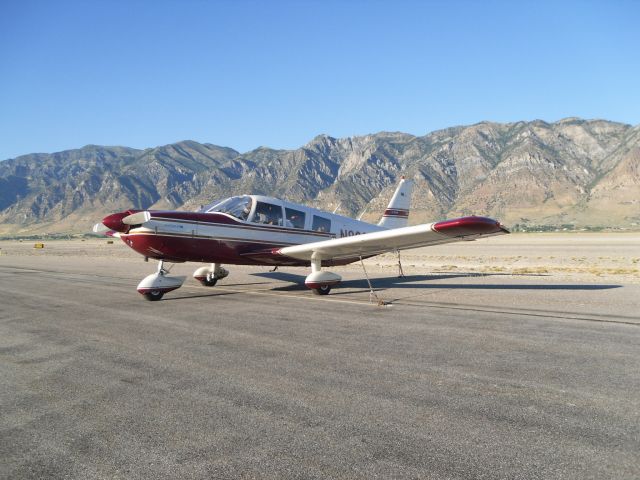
1 0 639 160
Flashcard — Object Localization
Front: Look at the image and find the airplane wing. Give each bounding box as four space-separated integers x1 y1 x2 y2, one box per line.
278 216 509 262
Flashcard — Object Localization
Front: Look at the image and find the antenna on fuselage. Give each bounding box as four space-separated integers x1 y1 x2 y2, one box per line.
357 202 370 221
332 204 341 214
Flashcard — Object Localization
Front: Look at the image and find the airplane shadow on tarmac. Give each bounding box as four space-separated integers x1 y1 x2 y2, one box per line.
163 272 620 302
252 271 622 294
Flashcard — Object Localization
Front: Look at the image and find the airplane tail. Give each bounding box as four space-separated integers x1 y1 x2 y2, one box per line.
377 177 413 229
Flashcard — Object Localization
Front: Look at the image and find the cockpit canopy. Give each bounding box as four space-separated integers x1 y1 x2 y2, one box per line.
197 194 332 232
200 195 253 221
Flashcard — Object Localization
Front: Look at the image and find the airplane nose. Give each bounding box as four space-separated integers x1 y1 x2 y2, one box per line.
101 211 130 232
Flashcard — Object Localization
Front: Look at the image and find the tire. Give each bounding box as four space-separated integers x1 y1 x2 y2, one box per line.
313 285 332 295
143 290 164 301
202 277 218 287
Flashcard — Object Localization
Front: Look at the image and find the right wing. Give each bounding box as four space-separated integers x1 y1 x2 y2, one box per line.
278 216 509 262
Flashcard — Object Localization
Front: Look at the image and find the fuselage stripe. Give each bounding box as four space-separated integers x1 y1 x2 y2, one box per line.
151 215 334 237
383 209 409 217
126 231 301 246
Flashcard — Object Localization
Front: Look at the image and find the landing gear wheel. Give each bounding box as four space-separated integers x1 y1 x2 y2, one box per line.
201 277 218 287
313 285 332 295
143 290 164 301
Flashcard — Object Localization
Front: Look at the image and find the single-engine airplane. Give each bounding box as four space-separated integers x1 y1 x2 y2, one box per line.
93 178 509 300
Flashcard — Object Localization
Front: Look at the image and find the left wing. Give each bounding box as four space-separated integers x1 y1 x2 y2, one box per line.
278 216 508 262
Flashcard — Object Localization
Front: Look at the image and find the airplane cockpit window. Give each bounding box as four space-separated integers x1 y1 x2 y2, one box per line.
197 200 221 213
206 196 252 221
312 215 331 233
253 201 283 226
285 207 306 229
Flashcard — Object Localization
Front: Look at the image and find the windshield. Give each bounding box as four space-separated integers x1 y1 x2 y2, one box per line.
206 195 253 221
196 200 221 213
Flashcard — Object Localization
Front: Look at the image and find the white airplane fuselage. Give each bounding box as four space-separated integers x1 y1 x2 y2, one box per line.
102 195 389 267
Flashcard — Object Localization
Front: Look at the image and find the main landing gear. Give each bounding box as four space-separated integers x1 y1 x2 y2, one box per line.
304 255 341 295
135 262 230 301
193 263 229 287
137 260 187 301
313 284 333 296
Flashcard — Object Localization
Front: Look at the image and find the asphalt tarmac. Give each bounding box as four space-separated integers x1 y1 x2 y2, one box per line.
1 256 639 479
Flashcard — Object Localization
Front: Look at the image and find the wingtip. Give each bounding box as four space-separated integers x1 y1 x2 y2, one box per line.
433 216 507 237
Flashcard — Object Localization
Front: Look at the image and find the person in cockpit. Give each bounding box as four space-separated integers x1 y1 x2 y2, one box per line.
240 202 252 221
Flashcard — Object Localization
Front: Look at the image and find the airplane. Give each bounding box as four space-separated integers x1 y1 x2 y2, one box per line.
93 177 509 301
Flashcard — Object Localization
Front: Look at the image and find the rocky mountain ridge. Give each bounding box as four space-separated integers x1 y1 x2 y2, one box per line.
1 118 638 235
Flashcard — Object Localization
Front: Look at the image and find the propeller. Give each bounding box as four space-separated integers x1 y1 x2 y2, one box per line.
92 210 150 236
92 222 109 234
93 210 151 237
92 222 121 238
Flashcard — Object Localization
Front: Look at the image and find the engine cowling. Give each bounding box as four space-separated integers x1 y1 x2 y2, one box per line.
101 210 141 233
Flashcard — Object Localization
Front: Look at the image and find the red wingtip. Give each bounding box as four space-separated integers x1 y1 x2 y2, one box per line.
433 216 506 237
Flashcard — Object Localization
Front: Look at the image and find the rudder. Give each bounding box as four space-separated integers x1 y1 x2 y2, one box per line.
378 177 413 229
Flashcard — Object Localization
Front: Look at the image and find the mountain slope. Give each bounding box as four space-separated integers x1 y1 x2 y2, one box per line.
0 119 638 235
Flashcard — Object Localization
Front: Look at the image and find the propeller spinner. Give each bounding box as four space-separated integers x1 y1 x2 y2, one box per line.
95 210 149 234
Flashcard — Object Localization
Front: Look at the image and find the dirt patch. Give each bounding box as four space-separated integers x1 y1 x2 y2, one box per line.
1 233 638 284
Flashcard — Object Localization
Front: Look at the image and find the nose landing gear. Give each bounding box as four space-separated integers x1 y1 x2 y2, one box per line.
137 260 186 301
143 289 165 302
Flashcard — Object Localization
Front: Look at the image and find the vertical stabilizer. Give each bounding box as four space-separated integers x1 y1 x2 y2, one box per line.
377 177 413 229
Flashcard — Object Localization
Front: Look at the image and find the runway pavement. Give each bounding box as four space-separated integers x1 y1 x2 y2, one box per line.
1 255 639 479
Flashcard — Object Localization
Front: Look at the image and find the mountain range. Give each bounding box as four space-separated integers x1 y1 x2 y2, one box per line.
1 118 638 235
